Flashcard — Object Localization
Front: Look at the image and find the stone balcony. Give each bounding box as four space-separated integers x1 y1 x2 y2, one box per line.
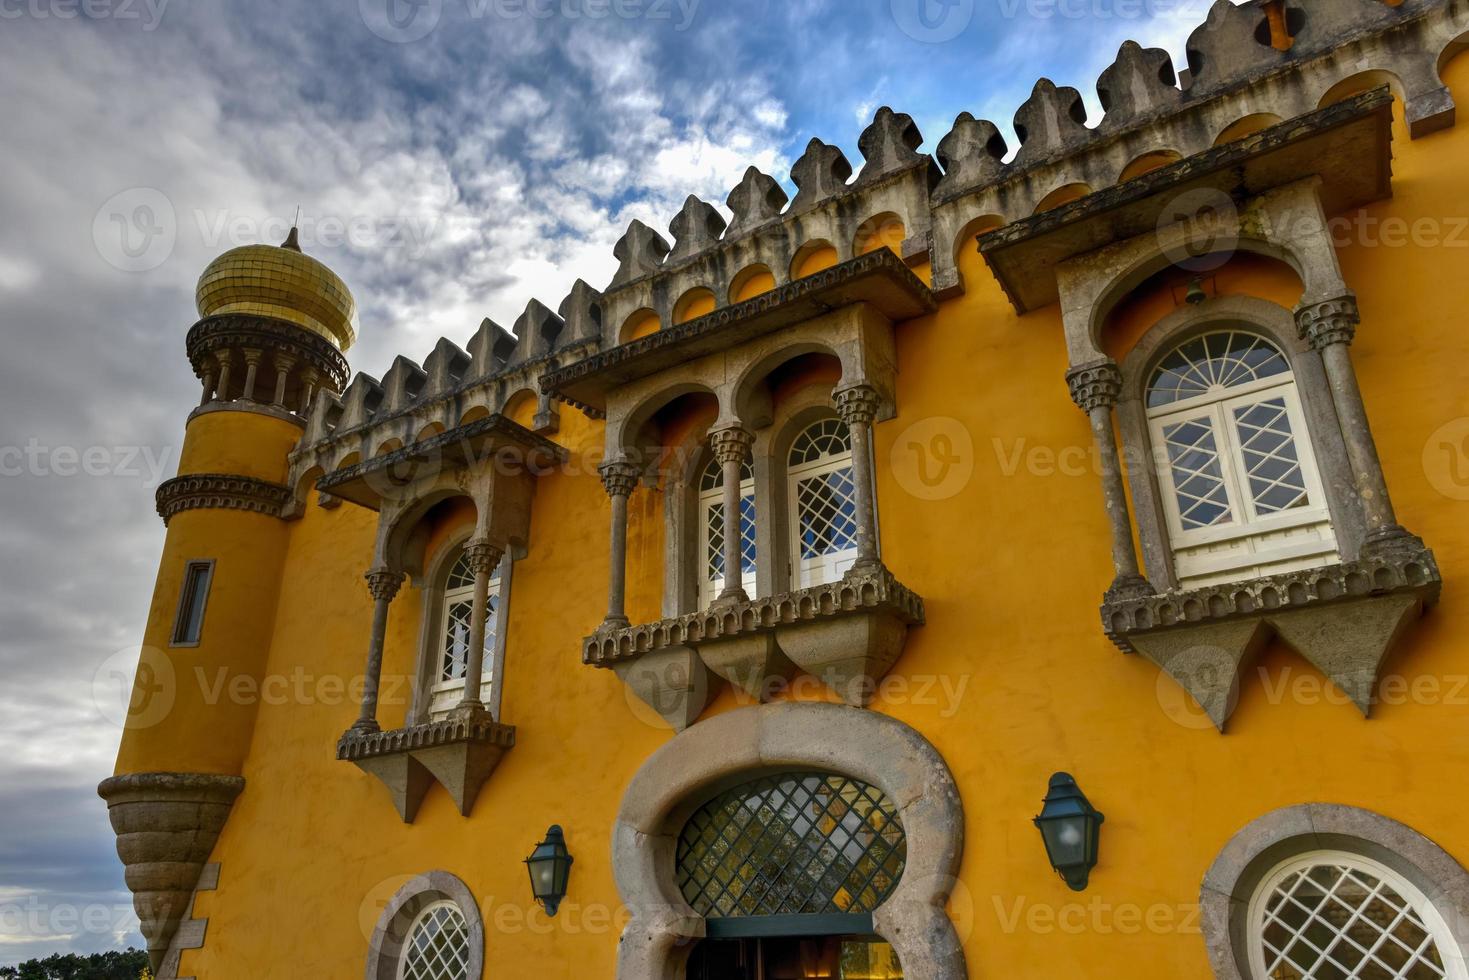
1102 546 1442 731
336 715 516 822
584 562 924 729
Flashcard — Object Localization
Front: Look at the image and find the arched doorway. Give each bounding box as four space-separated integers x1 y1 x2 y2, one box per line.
678 771 906 978
611 702 966 980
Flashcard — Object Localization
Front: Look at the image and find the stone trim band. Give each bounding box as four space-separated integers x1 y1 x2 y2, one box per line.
155 474 293 526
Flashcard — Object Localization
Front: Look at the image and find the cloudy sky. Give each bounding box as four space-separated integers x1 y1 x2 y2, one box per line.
0 0 1220 963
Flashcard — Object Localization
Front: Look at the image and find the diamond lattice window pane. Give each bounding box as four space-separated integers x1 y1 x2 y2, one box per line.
1258 862 1450 980
439 593 498 683
399 902 470 980
1147 330 1291 408
703 493 757 582
675 773 906 922
796 468 858 559
1233 396 1310 514
700 455 754 491
1161 417 1234 529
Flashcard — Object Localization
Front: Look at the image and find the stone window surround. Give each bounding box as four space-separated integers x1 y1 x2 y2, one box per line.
1200 804 1469 980
611 701 966 980
1116 294 1364 592
661 387 877 619
409 527 518 726
1057 177 1431 597
364 871 484 980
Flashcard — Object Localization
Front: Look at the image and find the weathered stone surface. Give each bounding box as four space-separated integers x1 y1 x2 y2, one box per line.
779 611 909 708
856 106 925 184
610 219 671 287
337 716 516 821
420 337 470 401
1012 78 1090 167
612 645 718 732
1097 40 1182 131
1269 594 1419 715
97 773 244 973
667 195 728 263
1130 618 1268 731
696 632 797 703
725 166 788 236
557 279 604 346
933 112 1006 200
1185 0 1279 95
789 137 853 212
514 298 566 363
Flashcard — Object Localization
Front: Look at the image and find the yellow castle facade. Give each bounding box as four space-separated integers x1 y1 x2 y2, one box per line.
102 2 1469 977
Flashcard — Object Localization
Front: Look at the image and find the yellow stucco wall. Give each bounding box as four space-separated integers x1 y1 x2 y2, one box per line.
118 62 1469 978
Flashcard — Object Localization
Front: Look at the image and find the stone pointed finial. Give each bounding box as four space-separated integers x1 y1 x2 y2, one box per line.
515 298 565 361
856 106 925 184
1185 0 1277 95
1097 40 1181 131
934 112 1006 199
557 279 604 346
379 355 427 415
667 195 728 264
789 137 853 212
725 166 788 236
467 317 517 379
280 225 302 252
422 337 470 399
1012 78 1091 167
610 219 671 288
337 371 384 430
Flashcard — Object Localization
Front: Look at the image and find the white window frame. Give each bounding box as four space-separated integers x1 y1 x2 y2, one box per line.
1147 345 1338 584
696 458 757 608
427 552 504 721
1247 850 1468 980
396 899 473 980
787 420 859 589
170 559 215 648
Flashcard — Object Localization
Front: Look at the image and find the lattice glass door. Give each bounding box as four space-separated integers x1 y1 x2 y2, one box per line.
429 551 501 719
698 457 757 606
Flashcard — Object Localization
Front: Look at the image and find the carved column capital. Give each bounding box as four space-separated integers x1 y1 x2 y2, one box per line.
708 425 754 465
240 347 265 366
213 349 234 369
1066 360 1123 413
272 352 297 372
598 460 640 498
365 568 404 602
1296 295 1360 350
463 540 504 575
833 384 882 426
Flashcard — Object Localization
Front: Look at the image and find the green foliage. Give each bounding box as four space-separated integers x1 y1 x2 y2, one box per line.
0 948 148 980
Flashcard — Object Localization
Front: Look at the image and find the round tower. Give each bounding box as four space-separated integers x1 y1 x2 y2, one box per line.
99 228 355 972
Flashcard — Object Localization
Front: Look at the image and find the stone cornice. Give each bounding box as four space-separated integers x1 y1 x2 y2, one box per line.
335 716 516 761
187 314 349 391
1101 548 1441 654
155 473 292 526
583 562 925 667
540 250 936 417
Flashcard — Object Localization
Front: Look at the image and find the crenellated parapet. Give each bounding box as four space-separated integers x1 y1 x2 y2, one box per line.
575 0 1461 323
284 282 604 509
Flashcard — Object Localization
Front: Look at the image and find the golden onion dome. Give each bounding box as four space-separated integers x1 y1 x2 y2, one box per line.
195 227 357 350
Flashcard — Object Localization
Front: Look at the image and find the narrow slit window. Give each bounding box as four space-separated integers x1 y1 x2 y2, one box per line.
171 560 214 646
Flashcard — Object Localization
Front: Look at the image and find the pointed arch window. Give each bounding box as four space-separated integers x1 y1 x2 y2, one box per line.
1146 330 1338 587
788 418 859 588
430 550 502 720
698 455 756 607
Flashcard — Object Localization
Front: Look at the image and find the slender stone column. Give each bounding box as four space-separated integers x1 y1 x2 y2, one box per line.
1066 361 1154 600
198 367 218 407
834 384 883 570
352 568 404 734
709 425 755 602
1297 296 1423 557
599 460 640 627
300 368 319 415
271 353 296 407
214 351 233 403
241 348 263 402
453 539 504 719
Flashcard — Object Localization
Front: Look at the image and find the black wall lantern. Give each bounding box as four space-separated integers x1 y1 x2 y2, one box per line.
1033 772 1104 891
524 825 573 916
